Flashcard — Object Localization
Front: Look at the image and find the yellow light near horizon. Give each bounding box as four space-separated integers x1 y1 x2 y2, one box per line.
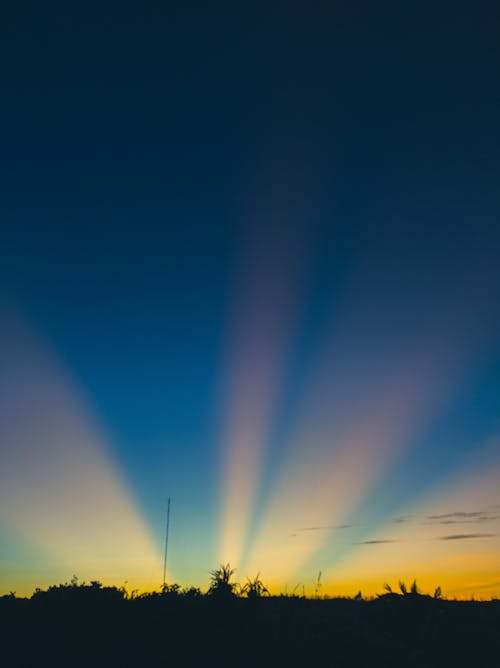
316 449 500 600
0 311 165 595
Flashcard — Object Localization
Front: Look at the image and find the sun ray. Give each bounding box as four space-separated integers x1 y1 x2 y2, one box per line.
0 310 164 595
218 219 306 569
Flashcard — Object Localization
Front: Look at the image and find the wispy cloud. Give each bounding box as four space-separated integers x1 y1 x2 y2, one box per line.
437 533 496 541
356 539 397 545
425 510 499 525
295 523 353 533
428 511 494 520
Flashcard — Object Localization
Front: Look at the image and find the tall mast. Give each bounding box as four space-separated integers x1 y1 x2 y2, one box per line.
162 497 171 588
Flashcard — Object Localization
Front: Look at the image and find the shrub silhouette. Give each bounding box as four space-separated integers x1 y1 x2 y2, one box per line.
208 563 238 599
160 582 181 598
379 580 439 601
240 574 270 600
181 586 203 599
30 577 126 608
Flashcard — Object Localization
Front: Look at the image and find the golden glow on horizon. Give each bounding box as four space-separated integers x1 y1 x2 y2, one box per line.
0 312 164 595
236 451 500 599
318 454 500 599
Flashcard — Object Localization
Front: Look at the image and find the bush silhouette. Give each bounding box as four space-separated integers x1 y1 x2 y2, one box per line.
240 574 269 600
207 563 238 599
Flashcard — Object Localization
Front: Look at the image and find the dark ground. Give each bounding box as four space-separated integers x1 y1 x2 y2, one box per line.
1 588 498 667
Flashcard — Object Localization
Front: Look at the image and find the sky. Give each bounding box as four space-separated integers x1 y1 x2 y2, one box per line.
1 2 499 598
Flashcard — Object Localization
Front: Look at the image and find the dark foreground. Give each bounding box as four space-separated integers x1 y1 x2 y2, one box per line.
1 589 499 667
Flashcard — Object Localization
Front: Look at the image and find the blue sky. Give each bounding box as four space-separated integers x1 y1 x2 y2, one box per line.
1 2 499 595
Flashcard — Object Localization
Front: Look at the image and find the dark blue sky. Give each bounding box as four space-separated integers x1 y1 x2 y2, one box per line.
1 2 499 592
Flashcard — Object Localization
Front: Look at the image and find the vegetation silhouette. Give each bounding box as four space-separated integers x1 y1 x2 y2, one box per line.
240 573 270 600
207 563 238 599
1 570 499 667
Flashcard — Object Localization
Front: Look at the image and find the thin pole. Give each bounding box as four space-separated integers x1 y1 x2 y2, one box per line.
162 497 171 588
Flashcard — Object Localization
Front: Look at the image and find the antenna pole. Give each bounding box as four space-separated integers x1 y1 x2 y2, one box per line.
162 497 171 588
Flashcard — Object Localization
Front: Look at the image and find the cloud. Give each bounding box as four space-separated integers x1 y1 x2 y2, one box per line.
426 510 499 525
295 524 353 533
429 511 487 519
392 515 413 524
356 539 397 545
437 533 496 541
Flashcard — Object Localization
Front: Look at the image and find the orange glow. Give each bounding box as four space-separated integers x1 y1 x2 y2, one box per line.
315 448 500 599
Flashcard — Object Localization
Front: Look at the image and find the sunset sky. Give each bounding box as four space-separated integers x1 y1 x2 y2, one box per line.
1 3 499 598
